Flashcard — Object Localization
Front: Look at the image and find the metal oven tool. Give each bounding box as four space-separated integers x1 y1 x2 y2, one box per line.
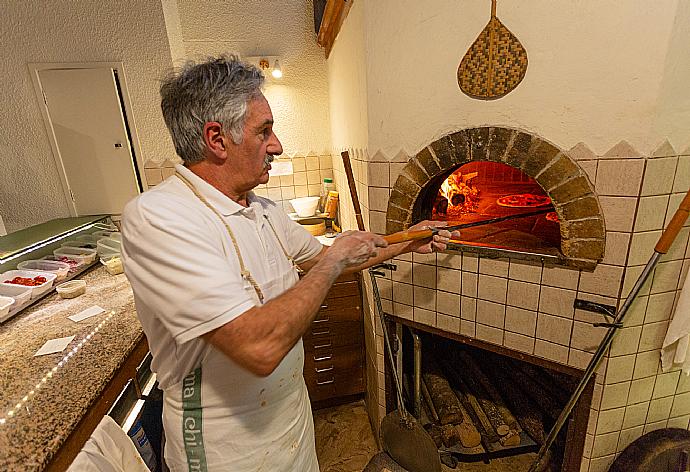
529 188 690 472
370 266 442 472
383 208 552 244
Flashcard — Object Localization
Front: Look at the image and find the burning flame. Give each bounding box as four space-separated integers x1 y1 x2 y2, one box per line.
434 171 480 218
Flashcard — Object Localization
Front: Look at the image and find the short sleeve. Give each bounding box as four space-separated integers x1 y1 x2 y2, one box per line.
121 194 256 344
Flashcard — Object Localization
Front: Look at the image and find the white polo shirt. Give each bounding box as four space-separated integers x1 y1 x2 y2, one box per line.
121 164 323 389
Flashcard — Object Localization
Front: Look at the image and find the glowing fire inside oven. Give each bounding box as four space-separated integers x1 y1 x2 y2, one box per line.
434 171 480 218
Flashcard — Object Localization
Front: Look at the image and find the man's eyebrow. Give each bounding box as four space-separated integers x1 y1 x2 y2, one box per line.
257 119 274 128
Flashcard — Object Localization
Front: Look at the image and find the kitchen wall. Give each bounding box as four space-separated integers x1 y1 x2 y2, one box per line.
326 1 690 467
329 0 690 160
0 1 177 233
174 0 332 160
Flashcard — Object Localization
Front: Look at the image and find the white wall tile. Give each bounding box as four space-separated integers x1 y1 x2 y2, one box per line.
437 266 461 293
505 306 537 337
507 280 540 310
622 401 650 429
476 300 505 328
475 323 503 345
508 260 542 283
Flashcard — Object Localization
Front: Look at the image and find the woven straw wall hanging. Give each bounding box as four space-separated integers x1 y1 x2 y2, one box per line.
457 0 528 100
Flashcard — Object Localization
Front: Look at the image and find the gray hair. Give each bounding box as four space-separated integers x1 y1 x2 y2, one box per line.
160 54 265 164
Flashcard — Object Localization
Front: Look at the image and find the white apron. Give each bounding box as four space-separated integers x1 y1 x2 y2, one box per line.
162 172 319 472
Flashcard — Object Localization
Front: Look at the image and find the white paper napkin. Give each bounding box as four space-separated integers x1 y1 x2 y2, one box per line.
34 335 75 357
68 305 105 322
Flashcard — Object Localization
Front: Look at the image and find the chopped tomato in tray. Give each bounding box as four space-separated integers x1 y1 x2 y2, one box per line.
4 276 48 286
496 193 551 208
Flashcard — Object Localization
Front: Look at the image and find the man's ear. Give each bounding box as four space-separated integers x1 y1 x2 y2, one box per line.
203 122 228 161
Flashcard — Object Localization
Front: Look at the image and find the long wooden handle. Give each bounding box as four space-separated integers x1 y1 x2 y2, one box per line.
655 188 690 254
384 228 434 244
341 151 366 231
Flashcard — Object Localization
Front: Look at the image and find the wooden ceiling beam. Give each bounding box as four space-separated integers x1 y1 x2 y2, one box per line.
317 0 353 58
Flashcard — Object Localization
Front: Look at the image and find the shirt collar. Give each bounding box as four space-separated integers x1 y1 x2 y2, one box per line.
174 164 258 217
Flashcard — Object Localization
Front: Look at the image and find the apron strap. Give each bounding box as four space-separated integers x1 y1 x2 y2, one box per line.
263 215 303 275
174 171 265 303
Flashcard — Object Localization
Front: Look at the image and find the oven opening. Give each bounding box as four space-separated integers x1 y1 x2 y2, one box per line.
414 161 562 257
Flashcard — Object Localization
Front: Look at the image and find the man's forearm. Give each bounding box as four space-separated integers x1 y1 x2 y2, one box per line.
203 255 345 376
340 241 412 274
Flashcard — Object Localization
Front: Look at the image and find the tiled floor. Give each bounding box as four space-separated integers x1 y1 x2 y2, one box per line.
314 400 542 471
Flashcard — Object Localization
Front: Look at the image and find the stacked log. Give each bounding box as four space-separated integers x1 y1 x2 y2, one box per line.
478 353 547 445
422 355 482 448
454 350 523 446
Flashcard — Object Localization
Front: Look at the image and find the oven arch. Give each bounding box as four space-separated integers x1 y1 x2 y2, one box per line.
385 127 605 269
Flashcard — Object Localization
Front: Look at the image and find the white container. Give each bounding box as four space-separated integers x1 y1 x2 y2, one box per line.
97 237 122 258
54 246 97 264
17 260 71 281
1 270 57 299
56 279 87 299
0 296 15 322
0 284 32 315
289 196 320 217
61 239 98 250
93 230 120 240
100 256 124 275
76 234 101 244
41 255 85 272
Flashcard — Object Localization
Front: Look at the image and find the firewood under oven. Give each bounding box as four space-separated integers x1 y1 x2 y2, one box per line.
477 354 547 445
454 350 523 446
439 357 505 447
490 355 563 423
422 355 482 448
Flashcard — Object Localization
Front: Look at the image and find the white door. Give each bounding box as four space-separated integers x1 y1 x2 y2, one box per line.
38 67 141 216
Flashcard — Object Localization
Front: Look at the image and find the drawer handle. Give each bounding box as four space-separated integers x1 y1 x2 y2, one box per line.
312 329 330 336
313 317 330 323
316 378 335 385
314 354 332 362
320 304 329 309
315 365 334 373
314 342 332 350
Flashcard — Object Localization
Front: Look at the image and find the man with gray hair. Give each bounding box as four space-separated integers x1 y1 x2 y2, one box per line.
121 54 456 471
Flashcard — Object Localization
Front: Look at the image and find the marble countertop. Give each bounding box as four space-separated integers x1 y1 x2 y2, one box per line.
0 266 143 471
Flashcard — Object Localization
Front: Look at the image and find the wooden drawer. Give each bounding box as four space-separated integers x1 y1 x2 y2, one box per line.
318 296 361 315
325 280 360 300
303 320 363 351
303 344 365 402
313 305 362 324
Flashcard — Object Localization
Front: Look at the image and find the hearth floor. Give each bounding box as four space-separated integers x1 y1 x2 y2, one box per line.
314 400 539 471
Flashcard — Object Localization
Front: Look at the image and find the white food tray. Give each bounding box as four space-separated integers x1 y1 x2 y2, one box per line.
0 270 58 300
54 247 97 264
0 296 15 322
0 284 32 319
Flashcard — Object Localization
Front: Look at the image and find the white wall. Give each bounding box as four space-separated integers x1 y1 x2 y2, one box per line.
0 1 176 233
176 0 332 158
327 0 369 154
339 0 690 159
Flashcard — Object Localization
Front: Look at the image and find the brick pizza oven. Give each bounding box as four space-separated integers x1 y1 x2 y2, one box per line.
385 127 606 270
334 135 690 472
326 3 690 471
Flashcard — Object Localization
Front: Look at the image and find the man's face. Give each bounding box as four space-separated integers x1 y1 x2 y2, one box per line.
225 94 282 191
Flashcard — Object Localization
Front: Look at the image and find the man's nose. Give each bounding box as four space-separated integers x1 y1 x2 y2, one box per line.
268 132 283 156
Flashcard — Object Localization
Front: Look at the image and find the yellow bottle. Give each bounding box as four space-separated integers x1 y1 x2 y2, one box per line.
324 191 339 219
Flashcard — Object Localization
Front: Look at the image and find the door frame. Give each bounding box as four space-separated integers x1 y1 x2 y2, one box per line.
29 61 148 216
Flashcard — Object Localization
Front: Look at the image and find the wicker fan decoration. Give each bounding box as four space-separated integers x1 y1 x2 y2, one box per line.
457 0 528 100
